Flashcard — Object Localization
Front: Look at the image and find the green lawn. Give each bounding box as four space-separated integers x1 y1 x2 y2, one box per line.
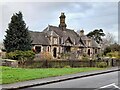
1 66 105 84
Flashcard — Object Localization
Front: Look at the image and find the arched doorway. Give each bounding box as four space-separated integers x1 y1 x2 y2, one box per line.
53 48 57 58
88 49 90 56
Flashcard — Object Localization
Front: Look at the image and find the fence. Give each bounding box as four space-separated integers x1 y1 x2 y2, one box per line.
18 59 120 68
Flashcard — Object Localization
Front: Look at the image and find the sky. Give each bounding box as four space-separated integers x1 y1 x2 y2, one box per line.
0 0 119 43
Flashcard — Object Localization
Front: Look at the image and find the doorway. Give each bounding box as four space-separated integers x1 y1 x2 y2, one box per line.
53 48 57 58
88 49 90 56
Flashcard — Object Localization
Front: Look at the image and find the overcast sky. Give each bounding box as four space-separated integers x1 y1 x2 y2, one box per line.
0 1 118 43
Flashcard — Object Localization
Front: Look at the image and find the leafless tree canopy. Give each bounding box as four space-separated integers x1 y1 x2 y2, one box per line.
102 33 116 46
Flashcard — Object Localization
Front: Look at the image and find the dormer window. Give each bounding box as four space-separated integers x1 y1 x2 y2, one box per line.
65 37 73 46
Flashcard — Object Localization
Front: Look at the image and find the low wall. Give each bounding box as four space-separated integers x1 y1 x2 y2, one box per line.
18 59 120 68
1 59 18 67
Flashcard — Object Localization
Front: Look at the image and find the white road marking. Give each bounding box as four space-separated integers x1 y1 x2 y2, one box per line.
113 84 120 89
100 83 115 88
100 83 120 89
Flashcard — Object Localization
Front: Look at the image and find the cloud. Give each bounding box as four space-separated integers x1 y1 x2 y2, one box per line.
0 2 118 43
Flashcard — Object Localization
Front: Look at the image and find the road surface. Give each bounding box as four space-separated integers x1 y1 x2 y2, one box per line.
22 71 120 89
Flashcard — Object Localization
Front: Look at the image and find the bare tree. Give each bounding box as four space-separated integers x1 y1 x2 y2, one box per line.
100 33 116 51
104 33 116 45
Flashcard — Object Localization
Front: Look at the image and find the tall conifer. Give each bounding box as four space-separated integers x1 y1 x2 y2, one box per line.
4 11 32 52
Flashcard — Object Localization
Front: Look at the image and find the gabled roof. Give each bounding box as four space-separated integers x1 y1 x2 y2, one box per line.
76 37 86 47
80 34 101 48
80 35 91 40
43 25 84 46
29 31 50 45
65 37 74 44
29 25 100 49
45 29 59 37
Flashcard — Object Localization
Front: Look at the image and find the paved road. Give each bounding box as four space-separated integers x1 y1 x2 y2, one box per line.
22 71 119 89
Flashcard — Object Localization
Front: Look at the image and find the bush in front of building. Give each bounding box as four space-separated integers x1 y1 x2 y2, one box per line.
81 53 90 61
63 65 71 68
39 51 53 61
96 62 108 68
60 52 71 59
6 50 35 60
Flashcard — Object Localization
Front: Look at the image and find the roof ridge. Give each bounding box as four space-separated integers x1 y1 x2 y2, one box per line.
49 25 75 31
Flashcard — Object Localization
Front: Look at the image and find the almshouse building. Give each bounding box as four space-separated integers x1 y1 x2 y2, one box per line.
30 13 101 58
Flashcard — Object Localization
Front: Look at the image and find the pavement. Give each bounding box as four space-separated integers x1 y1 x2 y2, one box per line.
1 67 120 90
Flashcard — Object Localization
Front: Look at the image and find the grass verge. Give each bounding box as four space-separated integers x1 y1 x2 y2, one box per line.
1 66 105 84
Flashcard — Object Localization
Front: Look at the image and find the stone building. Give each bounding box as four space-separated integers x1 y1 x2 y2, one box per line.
30 13 100 58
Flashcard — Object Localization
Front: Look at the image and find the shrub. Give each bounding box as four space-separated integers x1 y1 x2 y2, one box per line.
96 62 107 68
52 64 61 68
6 51 18 60
39 51 53 61
60 52 71 59
64 65 71 68
81 53 89 61
106 53 112 58
6 50 35 60
106 51 120 59
82 57 89 61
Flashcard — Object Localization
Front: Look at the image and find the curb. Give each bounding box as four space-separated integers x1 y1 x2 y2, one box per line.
2 68 120 90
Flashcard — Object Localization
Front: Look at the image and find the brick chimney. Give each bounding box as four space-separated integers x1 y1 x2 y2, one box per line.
59 12 67 30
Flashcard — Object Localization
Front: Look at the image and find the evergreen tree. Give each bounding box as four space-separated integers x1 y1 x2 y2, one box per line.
4 11 32 52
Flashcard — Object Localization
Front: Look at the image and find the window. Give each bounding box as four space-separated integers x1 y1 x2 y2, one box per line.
53 38 57 44
59 38 61 44
65 40 71 46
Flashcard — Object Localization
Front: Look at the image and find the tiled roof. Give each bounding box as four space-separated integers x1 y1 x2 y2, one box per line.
30 25 100 48
43 25 83 46
80 35 91 40
29 31 50 45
